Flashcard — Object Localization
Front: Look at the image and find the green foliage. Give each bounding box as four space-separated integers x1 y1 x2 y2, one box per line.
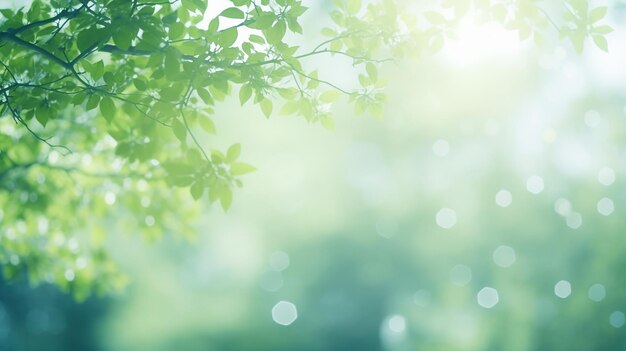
0 0 612 299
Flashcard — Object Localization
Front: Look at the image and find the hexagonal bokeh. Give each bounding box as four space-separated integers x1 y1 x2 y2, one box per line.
272 301 298 326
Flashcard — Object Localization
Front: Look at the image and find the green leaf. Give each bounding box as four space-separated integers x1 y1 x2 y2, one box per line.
260 99 273 118
190 181 204 200
248 34 265 44
590 7 607 23
133 78 147 91
208 17 220 33
169 22 185 40
35 107 50 127
286 16 303 34
226 143 241 162
217 28 238 47
231 162 256 175
231 0 250 5
76 27 108 52
113 28 133 51
219 187 233 211
358 74 371 87
99 97 116 122
248 14 275 30
347 0 361 15
366 63 378 83
319 90 342 103
197 88 213 104
321 28 337 37
593 35 608 52
172 119 187 142
239 85 253 105
86 95 100 111
71 93 86 106
265 20 286 44
199 117 216 134
277 88 298 100
181 0 207 13
160 84 184 101
570 31 585 53
92 60 104 81
320 115 335 130
164 50 180 79
220 7 245 19
280 101 300 115
593 25 614 35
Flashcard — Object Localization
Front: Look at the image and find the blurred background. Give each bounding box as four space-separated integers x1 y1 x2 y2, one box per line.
3 0 626 350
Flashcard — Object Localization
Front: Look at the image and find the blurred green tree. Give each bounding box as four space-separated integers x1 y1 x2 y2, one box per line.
0 0 612 299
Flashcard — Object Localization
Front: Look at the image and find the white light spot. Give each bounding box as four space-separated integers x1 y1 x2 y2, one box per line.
269 251 290 271
9 255 19 265
493 245 516 268
68 239 79 253
554 280 572 299
610 311 625 328
432 139 450 157
140 196 151 208
145 215 155 227
413 290 432 307
526 176 544 194
48 151 59 165
554 198 572 216
588 284 606 302
376 217 398 239
584 110 602 128
597 198 614 216
64 269 75 282
477 287 499 309
566 212 583 229
450 264 472 286
436 208 457 229
81 154 93 166
104 192 116 205
272 301 298 326
598 167 616 186
388 315 406 333
137 180 149 192
495 190 512 208
37 217 49 234
6 228 15 241
76 257 87 269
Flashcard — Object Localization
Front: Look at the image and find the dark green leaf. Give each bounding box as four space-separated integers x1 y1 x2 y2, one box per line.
99 96 116 121
172 119 187 142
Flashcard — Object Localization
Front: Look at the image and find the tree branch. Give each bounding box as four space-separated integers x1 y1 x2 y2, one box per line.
0 32 72 69
6 6 84 35
1 91 73 154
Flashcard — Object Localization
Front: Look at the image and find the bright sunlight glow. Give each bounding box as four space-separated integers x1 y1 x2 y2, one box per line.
442 13 524 67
